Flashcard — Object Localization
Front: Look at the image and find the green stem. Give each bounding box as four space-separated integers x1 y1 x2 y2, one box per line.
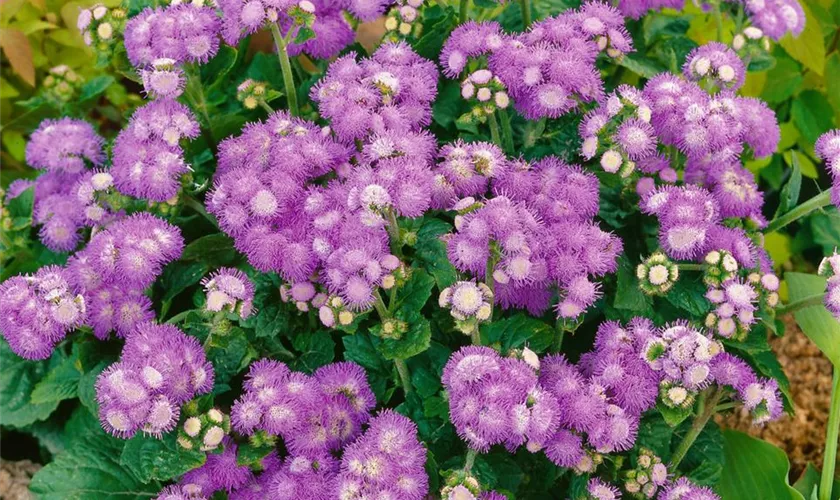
498 109 514 154
677 263 706 272
552 318 565 352
464 448 478 473
523 118 546 148
765 190 832 234
373 291 390 319
184 64 214 145
519 0 532 28
820 369 840 500
713 3 724 42
487 112 502 149
395 358 413 394
670 387 724 469
714 401 739 412
270 23 300 116
459 0 469 23
777 293 827 316
469 324 482 346
258 100 274 114
386 209 402 255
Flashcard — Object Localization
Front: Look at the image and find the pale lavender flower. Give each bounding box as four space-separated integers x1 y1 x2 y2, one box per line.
659 477 720 500
0 266 86 360
683 42 746 90
141 59 186 99
182 438 254 494
25 118 105 174
705 278 758 340
641 185 720 261
816 130 840 207
202 268 255 318
586 478 620 500
744 0 805 40
439 21 505 78
125 4 221 67
431 141 506 209
617 0 683 19
818 251 840 320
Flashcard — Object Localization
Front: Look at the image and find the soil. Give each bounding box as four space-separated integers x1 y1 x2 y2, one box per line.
717 315 834 480
0 460 40 500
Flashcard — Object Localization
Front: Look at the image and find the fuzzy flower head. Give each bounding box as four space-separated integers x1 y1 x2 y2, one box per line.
25 118 105 174
816 130 840 208
0 266 86 360
818 250 840 320
440 21 504 78
202 268 255 318
125 4 221 67
141 58 186 99
431 141 507 209
744 0 805 41
460 69 511 123
636 252 679 296
705 278 758 341
659 477 721 500
439 281 494 333
77 4 128 61
641 185 720 261
683 42 746 91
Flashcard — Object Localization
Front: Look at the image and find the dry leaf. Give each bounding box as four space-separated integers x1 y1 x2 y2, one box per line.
0 29 35 86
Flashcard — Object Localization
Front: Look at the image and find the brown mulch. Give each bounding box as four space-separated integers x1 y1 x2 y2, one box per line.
717 315 834 478
0 460 40 500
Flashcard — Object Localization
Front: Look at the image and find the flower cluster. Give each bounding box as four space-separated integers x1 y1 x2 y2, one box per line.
710 353 783 424
111 99 200 202
580 85 655 176
42 65 83 103
439 281 494 333
682 42 746 91
66 213 184 339
659 477 720 500
230 359 376 453
445 157 620 319
705 277 758 340
459 69 510 122
440 21 504 78
742 0 805 40
431 141 506 209
95 322 214 439
25 118 105 175
0 266 86 359
443 346 558 452
641 185 720 261
818 251 840 320
636 252 679 296
125 4 221 68
616 0 682 19
177 408 231 452
383 0 424 42
236 79 270 110
180 437 264 495
816 129 840 207
311 42 439 142
202 268 255 318
334 410 429 499
622 448 670 498
77 4 127 61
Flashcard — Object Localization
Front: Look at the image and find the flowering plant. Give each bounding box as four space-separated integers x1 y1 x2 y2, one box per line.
1 0 839 498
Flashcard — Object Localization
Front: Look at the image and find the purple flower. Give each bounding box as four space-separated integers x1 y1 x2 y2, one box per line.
0 266 86 360
287 12 356 60
25 118 105 174
125 4 221 67
335 409 428 499
816 130 840 208
182 438 254 494
641 185 720 261
586 478 620 500
111 133 187 202
202 267 255 318
616 0 683 19
818 251 840 320
431 141 506 209
312 42 439 142
96 322 213 439
260 454 338 499
141 59 186 99
439 21 505 78
155 484 207 500
705 278 758 340
745 0 805 40
659 477 720 500
683 42 746 90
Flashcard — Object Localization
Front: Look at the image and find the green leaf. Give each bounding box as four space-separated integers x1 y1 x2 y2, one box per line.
120 433 205 483
237 439 276 467
393 269 436 314
79 75 115 101
30 431 158 499
480 313 555 354
79 360 111 415
786 272 840 366
617 52 667 78
718 429 804 500
614 256 653 314
207 327 256 387
637 414 673 461
7 185 34 224
760 51 801 104
293 26 316 45
775 151 802 218
160 261 209 303
291 329 335 372
31 349 82 405
657 400 692 427
201 45 238 90
413 7 456 60
0 339 61 427
343 332 392 403
677 421 723 485
376 314 432 360
180 233 237 266
810 209 840 253
791 90 836 145
779 2 825 76
664 276 710 317
793 463 840 500
414 218 458 289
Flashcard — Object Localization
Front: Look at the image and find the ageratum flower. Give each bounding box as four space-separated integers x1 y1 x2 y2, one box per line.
683 42 746 91
705 278 759 340
616 0 683 19
0 266 86 360
66 213 184 339
311 42 439 142
96 322 214 439
335 410 429 499
181 438 257 494
585 478 620 500
744 0 805 41
140 58 186 99
261 454 338 498
439 21 505 78
659 477 720 500
202 267 256 318
25 118 105 174
816 129 840 207
124 4 221 67
640 185 720 261
818 251 840 320
431 141 507 209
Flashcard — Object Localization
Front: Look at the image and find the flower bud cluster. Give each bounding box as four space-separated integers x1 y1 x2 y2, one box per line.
177 407 232 451
236 79 270 110
818 251 840 320
202 267 255 318
42 65 83 103
636 253 679 296
460 69 510 121
439 281 494 334
384 0 423 41
77 4 127 64
623 448 669 498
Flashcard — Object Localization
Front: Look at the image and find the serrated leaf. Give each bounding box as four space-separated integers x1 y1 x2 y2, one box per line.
0 339 61 427
121 433 205 483
786 272 840 366
291 329 335 372
79 360 111 415
657 400 692 427
30 430 158 499
791 90 836 145
614 256 653 314
31 349 82 404
664 276 710 317
393 269 436 314
79 75 114 101
718 430 804 500
201 45 238 90
414 218 458 289
160 261 210 303
479 313 555 353
376 314 432 360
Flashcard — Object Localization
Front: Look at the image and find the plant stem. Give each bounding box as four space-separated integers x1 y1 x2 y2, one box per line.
258 100 274 114
395 358 413 394
459 0 469 23
519 0 532 28
552 318 565 352
677 263 706 272
820 369 840 500
523 118 546 148
386 209 402 255
765 190 832 234
713 3 724 42
464 448 478 473
487 112 502 149
270 23 299 116
373 291 390 319
777 293 827 316
469 324 482 346
498 109 514 154
670 387 724 469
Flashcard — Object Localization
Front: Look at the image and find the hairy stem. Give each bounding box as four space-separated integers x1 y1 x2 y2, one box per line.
459 0 469 23
386 209 402 255
820 369 840 500
765 190 832 234
713 3 724 42
552 318 565 352
524 118 546 148
464 448 478 473
270 23 300 116
777 293 827 316
395 358 413 394
519 0 532 28
670 387 724 469
487 112 502 149
677 263 706 272
498 109 515 154
259 100 274 114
